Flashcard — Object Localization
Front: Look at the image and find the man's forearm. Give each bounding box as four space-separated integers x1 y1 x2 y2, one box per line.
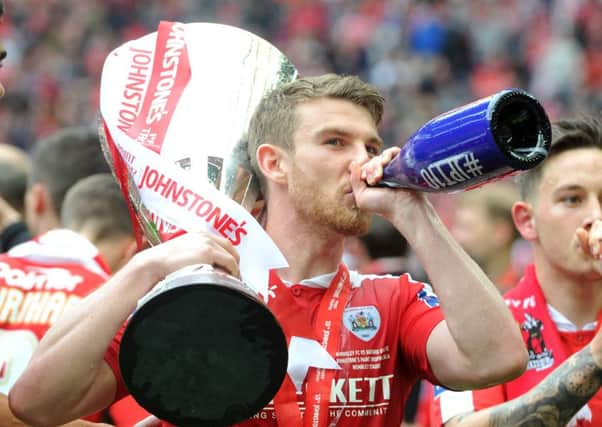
391 204 525 380
491 345 602 426
1 394 108 427
8 259 148 424
447 345 602 427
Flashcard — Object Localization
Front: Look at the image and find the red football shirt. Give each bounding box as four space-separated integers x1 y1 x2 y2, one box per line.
105 269 444 426
0 230 112 422
428 265 602 427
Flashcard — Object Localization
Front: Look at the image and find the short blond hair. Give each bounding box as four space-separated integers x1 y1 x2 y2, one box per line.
61 174 133 243
247 74 385 193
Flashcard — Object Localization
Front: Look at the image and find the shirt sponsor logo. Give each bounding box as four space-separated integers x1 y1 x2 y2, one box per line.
506 295 536 309
252 374 395 420
0 262 84 292
344 306 380 342
0 288 82 326
0 262 87 326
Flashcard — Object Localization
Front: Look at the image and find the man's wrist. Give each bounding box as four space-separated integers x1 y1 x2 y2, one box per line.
388 200 443 246
126 250 167 291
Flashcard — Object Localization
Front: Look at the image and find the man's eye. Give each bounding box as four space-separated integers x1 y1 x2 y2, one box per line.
562 195 581 205
366 145 380 155
326 138 343 146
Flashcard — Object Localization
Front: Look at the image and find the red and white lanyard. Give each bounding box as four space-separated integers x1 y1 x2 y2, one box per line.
273 264 352 427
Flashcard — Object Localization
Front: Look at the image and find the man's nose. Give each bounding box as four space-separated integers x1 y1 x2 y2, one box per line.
591 197 602 218
352 142 371 164
582 197 602 230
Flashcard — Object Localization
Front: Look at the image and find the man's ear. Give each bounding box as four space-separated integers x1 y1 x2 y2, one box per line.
25 183 59 235
512 201 537 241
26 183 57 222
256 144 289 185
27 183 48 215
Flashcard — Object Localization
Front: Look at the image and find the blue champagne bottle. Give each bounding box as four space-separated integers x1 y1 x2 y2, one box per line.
379 89 551 192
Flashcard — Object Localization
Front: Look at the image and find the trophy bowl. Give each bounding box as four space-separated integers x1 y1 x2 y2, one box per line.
119 265 288 426
98 21 297 425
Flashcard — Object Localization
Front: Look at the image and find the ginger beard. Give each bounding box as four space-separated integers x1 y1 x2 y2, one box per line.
288 161 371 236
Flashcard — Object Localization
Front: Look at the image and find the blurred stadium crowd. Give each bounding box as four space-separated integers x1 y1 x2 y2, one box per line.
0 0 601 152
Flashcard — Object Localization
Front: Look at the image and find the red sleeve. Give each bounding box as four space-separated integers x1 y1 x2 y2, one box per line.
82 410 107 422
472 385 506 410
103 321 130 403
415 380 434 427
398 274 445 384
428 384 505 426
108 396 152 426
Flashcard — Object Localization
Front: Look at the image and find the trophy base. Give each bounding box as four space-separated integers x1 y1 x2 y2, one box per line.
119 267 288 427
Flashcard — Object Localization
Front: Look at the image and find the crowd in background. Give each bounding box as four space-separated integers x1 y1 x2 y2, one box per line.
0 0 601 152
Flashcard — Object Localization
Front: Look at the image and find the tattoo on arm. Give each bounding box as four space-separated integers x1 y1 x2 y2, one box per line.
487 346 602 426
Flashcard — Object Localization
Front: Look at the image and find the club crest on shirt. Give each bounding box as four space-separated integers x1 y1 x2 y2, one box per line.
522 313 554 371
344 306 380 341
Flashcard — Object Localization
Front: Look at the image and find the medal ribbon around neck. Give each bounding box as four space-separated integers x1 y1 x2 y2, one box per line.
274 264 352 427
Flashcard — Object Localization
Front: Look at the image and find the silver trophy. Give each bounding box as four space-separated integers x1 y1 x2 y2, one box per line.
98 22 297 426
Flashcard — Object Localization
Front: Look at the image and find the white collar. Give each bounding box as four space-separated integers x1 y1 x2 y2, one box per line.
281 267 364 289
8 229 109 278
548 304 597 332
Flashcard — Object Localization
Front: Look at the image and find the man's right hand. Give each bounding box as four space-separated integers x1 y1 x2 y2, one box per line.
132 230 241 292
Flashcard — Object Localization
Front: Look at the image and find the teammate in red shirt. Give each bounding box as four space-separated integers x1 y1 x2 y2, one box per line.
0 174 136 425
10 74 526 426
427 117 602 427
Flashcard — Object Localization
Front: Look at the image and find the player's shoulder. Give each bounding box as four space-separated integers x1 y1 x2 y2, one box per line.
351 269 404 287
351 269 423 286
0 250 26 266
350 269 430 300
